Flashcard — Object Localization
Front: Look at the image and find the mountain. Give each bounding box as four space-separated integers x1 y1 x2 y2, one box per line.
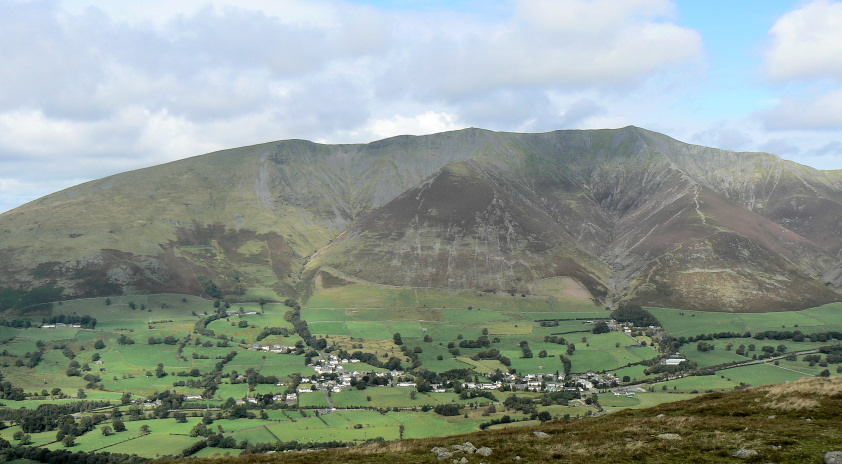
1 127 840 312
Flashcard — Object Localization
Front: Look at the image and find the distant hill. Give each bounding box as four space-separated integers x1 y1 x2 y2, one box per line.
1 127 840 312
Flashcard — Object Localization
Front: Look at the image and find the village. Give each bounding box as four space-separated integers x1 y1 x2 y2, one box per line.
240 345 630 407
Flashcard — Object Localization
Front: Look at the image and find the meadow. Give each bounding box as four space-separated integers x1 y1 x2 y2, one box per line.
1 286 841 460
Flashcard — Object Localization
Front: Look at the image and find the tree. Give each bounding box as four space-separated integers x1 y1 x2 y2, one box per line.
696 341 714 352
94 340 105 349
560 355 572 376
62 434 76 447
190 422 209 437
121 392 132 404
140 424 150 434
592 321 610 334
113 419 126 432
393 332 403 346
101 425 112 436
417 378 432 393
155 363 167 378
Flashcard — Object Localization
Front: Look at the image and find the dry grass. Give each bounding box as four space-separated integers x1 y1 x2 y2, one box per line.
764 376 842 398
767 397 821 411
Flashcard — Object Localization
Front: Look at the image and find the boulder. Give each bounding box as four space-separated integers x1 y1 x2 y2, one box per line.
476 447 493 457
826 451 842 464
452 441 477 453
432 447 454 460
732 449 759 459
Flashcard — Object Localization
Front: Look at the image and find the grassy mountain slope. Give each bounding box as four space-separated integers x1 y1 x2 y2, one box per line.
306 160 611 298
170 376 842 464
0 131 494 304
312 127 840 311
0 127 839 312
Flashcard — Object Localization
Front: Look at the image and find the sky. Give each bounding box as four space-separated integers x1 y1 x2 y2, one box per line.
1 0 841 214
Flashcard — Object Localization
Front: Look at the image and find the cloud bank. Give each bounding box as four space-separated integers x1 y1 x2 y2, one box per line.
1 0 840 214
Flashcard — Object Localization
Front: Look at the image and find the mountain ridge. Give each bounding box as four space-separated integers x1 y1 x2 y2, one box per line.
0 126 840 312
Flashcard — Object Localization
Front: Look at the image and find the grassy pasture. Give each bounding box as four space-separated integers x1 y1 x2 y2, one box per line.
715 362 811 386
191 447 244 458
651 375 741 393
649 304 842 338
229 425 278 444
3 291 842 459
307 274 603 315
299 391 330 408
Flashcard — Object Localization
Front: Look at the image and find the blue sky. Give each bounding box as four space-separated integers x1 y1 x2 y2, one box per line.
0 0 840 213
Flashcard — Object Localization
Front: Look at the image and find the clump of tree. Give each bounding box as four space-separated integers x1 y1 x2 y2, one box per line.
696 341 715 352
592 321 610 334
147 335 179 345
433 404 461 416
256 326 290 341
544 335 567 345
197 276 222 299
44 314 97 329
519 341 533 358
611 304 660 327
458 334 491 349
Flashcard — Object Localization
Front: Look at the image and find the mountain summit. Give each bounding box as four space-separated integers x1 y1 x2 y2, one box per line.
1 127 840 312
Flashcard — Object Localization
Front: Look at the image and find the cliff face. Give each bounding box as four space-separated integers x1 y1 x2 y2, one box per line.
1 127 840 312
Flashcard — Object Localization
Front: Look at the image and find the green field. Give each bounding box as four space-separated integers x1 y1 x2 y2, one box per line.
2 292 841 460
648 303 842 338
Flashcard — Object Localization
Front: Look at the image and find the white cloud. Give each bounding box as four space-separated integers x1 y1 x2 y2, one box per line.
361 111 465 140
382 0 703 99
757 1 842 132
691 121 755 152
759 138 800 156
758 90 842 130
766 0 842 82
0 0 707 213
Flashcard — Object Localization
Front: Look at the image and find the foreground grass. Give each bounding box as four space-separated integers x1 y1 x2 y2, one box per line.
170 376 842 464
